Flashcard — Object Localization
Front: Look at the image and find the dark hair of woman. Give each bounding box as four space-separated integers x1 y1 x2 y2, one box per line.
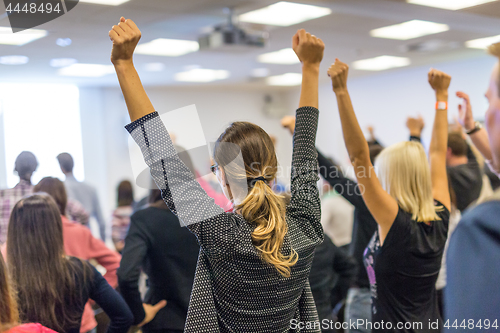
7 193 89 332
33 177 67 215
117 180 134 207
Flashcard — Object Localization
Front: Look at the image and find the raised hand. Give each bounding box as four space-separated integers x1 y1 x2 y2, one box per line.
456 91 475 131
281 116 296 135
292 29 324 66
406 116 425 137
109 17 141 65
428 68 451 94
328 59 349 93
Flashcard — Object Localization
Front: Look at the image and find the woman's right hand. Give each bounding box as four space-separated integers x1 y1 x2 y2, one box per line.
138 300 167 327
109 17 141 66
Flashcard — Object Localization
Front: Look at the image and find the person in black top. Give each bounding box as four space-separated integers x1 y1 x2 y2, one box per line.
118 187 200 333
6 193 133 333
326 60 451 333
446 132 482 212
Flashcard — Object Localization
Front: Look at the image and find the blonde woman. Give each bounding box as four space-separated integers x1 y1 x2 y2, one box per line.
327 59 451 332
109 17 324 332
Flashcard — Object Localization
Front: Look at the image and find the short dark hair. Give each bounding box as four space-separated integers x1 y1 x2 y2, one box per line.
448 132 468 157
56 153 74 173
33 177 67 216
14 151 38 180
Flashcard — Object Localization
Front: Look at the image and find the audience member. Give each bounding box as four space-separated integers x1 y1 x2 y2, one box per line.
32 177 122 333
119 188 199 332
0 152 89 245
320 180 355 250
6 193 133 333
57 152 106 241
0 252 57 333
112 180 135 252
446 42 500 322
328 59 451 332
110 18 324 332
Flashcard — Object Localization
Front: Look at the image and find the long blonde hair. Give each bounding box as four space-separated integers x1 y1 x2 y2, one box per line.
214 122 298 277
375 141 441 222
0 251 18 332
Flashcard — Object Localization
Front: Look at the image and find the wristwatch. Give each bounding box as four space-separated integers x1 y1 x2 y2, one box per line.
466 121 482 135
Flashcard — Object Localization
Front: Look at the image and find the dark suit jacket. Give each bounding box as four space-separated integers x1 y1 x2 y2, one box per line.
118 205 200 331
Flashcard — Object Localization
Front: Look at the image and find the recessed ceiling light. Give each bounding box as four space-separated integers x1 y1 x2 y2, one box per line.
136 39 199 57
175 69 230 82
56 38 72 47
370 20 449 40
266 73 302 86
407 0 498 10
50 58 78 67
251 68 270 77
352 56 411 71
79 0 130 5
258 48 299 65
58 64 115 77
144 63 165 72
239 1 332 26
465 34 500 49
0 55 29 65
0 27 47 45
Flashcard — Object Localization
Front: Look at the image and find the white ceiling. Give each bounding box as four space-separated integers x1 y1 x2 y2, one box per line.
1 0 500 88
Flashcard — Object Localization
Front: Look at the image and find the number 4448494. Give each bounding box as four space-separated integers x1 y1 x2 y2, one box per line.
444 319 498 330
6 2 61 14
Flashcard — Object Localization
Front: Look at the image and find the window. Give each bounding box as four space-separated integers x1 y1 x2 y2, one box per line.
0 83 84 188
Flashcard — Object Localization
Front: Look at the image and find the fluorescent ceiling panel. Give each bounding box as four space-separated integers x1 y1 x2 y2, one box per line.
0 55 29 65
79 0 130 5
175 69 230 82
258 48 299 65
58 64 115 77
352 56 411 71
0 27 47 45
239 1 332 26
136 39 199 57
466 34 500 49
370 20 449 40
407 0 497 10
266 73 302 86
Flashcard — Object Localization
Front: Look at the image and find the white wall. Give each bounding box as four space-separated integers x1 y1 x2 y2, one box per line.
286 55 497 169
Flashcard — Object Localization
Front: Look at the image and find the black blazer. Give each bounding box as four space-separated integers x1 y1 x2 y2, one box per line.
118 205 200 331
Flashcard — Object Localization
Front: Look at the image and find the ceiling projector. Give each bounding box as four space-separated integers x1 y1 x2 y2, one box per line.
198 8 268 51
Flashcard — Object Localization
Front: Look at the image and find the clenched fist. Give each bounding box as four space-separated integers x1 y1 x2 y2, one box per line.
109 17 141 65
292 29 324 65
327 59 349 93
428 69 451 93
406 116 425 137
281 116 296 135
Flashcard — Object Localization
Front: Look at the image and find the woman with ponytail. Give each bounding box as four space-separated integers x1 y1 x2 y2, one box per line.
110 17 324 332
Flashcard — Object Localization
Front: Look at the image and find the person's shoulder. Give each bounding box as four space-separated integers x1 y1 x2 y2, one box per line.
460 201 500 229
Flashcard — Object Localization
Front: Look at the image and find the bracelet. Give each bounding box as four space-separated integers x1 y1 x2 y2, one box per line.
435 101 448 110
466 121 482 135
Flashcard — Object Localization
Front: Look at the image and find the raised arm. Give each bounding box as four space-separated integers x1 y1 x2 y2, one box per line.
428 69 451 211
109 17 155 122
327 60 398 239
406 115 425 142
457 91 496 168
287 30 324 238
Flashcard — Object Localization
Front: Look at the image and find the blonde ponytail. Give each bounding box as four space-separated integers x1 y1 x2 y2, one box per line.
237 181 298 277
